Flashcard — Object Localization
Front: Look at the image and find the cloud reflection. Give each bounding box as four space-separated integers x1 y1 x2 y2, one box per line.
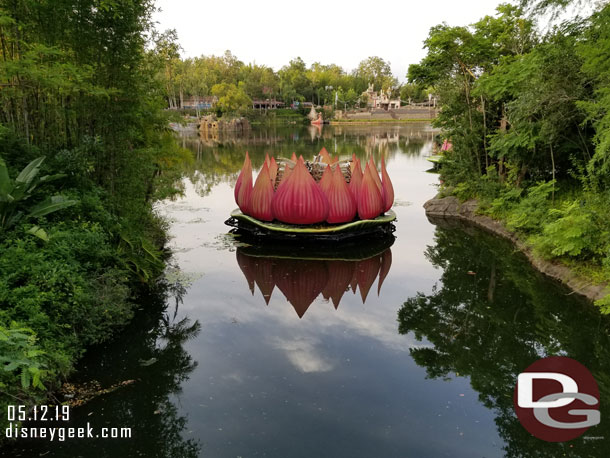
272 337 334 373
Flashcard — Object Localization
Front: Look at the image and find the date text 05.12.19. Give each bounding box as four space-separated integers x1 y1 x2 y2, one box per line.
7 405 70 422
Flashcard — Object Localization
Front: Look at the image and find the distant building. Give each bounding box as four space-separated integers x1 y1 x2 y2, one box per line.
362 83 400 110
252 99 285 109
182 96 218 110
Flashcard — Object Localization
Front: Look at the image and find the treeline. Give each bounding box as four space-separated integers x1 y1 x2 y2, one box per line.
0 0 188 418
153 33 428 113
410 0 610 309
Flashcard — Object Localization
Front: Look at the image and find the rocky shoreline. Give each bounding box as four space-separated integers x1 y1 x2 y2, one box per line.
423 195 608 303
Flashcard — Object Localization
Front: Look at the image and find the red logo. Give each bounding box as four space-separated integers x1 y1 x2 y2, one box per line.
513 356 600 442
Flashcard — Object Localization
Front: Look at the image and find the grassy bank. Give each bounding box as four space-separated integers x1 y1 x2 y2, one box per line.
439 175 610 310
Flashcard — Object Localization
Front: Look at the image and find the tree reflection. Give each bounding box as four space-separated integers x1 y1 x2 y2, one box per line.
398 217 610 457
176 124 434 197
9 277 202 458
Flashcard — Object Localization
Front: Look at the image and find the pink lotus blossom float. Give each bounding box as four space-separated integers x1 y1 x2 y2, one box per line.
380 157 394 213
357 162 384 220
235 151 252 214
272 157 329 224
324 167 356 224
234 152 394 225
250 161 275 221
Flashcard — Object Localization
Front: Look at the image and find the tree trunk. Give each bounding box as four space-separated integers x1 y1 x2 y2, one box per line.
550 143 556 203
481 95 489 170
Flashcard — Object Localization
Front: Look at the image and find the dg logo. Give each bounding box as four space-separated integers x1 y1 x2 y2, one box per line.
514 356 600 442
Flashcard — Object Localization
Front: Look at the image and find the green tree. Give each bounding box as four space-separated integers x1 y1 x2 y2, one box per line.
578 5 610 185
355 56 397 91
211 82 252 113
279 57 313 103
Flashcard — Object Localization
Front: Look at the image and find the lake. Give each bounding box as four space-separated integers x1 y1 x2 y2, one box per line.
8 123 610 458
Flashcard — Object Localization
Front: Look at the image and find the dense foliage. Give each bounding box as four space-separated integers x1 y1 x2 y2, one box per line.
155 43 414 114
409 1 610 309
0 0 189 418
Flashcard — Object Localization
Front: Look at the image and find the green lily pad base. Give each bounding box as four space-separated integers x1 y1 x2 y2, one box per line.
225 208 396 243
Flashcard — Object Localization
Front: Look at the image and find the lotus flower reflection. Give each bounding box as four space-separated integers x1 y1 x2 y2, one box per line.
234 149 394 225
236 249 393 317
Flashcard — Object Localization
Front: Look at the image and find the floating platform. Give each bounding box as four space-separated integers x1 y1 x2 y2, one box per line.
225 208 396 243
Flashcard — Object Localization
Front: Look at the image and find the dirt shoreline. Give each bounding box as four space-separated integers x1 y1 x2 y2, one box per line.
423 195 608 303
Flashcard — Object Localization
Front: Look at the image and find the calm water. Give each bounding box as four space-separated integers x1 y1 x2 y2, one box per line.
8 124 610 458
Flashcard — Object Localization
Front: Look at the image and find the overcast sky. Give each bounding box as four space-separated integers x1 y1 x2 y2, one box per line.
153 0 505 82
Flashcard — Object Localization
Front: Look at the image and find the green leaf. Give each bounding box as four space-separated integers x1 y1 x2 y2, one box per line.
27 195 78 218
0 157 12 199
21 368 31 389
15 156 45 186
38 173 67 183
26 225 49 241
3 362 20 372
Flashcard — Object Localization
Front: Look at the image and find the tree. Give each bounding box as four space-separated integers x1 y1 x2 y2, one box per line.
578 5 610 184
211 82 252 113
408 4 537 178
151 29 182 109
355 56 397 91
239 64 279 100
399 83 427 103
279 57 313 103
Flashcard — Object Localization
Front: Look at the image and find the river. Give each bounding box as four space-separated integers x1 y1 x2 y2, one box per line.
8 123 610 458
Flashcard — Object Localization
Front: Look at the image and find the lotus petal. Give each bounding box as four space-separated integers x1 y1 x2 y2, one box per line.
380 157 394 213
349 159 363 204
350 273 358 293
350 153 357 173
377 249 392 295
356 255 381 303
321 260 356 309
253 257 275 304
234 151 251 204
279 162 293 185
319 165 333 193
273 259 328 318
357 162 384 220
368 158 383 193
324 167 356 224
236 250 256 295
320 147 332 164
236 154 253 215
269 157 278 183
250 162 275 221
271 157 329 224
291 152 297 163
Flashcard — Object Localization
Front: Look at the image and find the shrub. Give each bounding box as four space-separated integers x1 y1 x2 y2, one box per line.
535 201 607 258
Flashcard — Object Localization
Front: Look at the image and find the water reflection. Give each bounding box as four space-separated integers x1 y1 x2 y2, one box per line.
7 278 202 458
235 243 393 317
175 123 435 197
398 217 610 457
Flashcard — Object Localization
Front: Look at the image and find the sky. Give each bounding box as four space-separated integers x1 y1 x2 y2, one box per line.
153 0 505 82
